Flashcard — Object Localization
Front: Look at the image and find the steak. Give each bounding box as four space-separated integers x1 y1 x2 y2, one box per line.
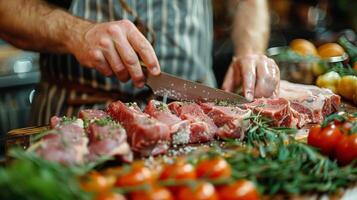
199 102 251 139
107 101 171 156
144 100 191 145
168 102 217 143
279 80 340 124
78 109 110 121
86 120 133 162
34 118 88 166
244 98 301 128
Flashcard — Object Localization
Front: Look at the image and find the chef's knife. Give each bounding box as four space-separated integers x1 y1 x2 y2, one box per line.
142 67 249 103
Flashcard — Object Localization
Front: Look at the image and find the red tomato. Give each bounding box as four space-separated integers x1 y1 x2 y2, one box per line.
80 172 116 193
95 192 126 200
307 124 343 155
196 157 232 180
159 160 196 181
217 180 259 200
336 134 357 166
177 182 218 200
130 186 173 200
159 159 196 194
307 125 322 147
115 163 153 187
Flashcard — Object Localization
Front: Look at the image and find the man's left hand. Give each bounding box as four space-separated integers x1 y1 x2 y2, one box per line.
222 54 280 101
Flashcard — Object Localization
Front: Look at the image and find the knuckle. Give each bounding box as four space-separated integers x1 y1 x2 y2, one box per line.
107 24 121 35
131 73 144 82
119 19 134 29
122 55 138 66
99 38 111 49
90 50 103 63
113 66 126 74
145 59 157 68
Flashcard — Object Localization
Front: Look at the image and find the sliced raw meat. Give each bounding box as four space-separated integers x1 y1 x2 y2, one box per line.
87 120 133 162
50 116 84 129
168 102 217 143
244 98 300 128
34 120 88 166
78 109 109 121
199 102 251 139
107 101 171 156
144 100 191 145
279 80 340 124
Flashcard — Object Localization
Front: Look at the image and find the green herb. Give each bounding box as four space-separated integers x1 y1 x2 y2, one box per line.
321 113 347 127
60 116 77 125
272 49 319 63
94 117 115 126
328 62 357 76
210 142 357 195
0 149 92 200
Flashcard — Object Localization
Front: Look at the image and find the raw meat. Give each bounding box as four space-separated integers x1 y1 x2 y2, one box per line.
34 118 88 165
144 100 191 144
279 80 340 124
87 120 133 162
78 109 109 121
107 101 171 156
168 102 217 143
199 102 251 139
244 98 299 127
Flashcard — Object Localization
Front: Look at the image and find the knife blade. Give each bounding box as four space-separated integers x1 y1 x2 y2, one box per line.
142 68 248 103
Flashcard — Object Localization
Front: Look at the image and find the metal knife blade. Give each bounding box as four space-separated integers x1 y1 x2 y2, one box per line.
143 68 248 103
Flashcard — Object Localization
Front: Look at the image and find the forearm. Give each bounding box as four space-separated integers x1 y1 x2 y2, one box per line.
0 0 91 53
232 0 270 56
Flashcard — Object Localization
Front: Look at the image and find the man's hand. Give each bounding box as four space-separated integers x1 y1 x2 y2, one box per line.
0 0 160 88
225 0 279 101
68 20 160 88
222 55 280 101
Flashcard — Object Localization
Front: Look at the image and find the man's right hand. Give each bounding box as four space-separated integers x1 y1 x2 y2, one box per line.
68 19 160 87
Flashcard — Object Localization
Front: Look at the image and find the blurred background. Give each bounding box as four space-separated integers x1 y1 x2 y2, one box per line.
213 0 357 85
0 0 356 143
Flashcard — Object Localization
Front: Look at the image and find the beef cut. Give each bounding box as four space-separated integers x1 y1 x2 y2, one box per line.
244 98 300 127
107 101 171 156
86 120 133 162
168 102 217 143
279 80 340 124
144 100 191 144
34 117 88 165
78 109 110 121
199 102 251 139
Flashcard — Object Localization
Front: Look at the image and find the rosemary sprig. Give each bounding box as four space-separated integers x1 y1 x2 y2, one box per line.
0 149 92 200
220 142 357 195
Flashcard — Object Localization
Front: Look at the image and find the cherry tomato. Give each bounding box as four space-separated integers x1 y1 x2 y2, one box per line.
115 163 153 187
177 181 218 200
196 157 231 180
95 192 126 200
159 159 196 194
80 171 116 192
336 134 357 166
217 180 259 200
307 125 322 146
130 186 173 200
159 159 196 181
307 124 343 155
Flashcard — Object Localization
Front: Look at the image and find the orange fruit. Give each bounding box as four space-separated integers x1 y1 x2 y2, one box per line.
290 39 318 56
317 43 345 58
